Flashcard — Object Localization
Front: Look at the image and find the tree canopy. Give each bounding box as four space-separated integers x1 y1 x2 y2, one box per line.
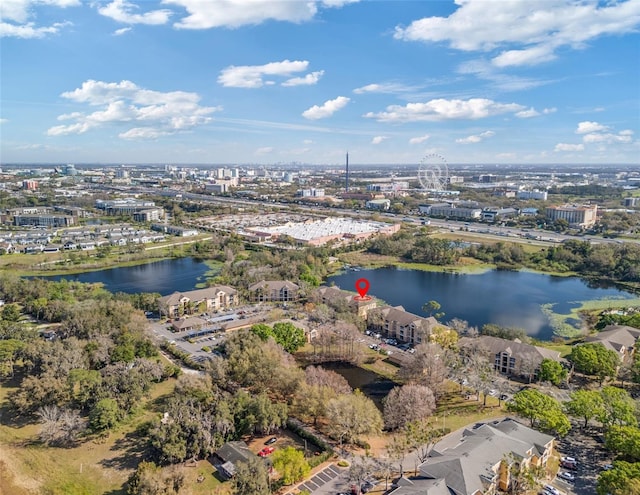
507 389 570 436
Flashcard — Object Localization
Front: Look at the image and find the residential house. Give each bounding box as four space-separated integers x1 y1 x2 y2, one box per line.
248 280 300 302
158 286 238 317
418 418 555 495
212 441 257 479
367 305 438 345
465 335 563 379
315 285 377 318
584 324 640 362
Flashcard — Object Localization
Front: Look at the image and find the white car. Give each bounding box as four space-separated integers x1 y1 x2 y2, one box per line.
558 471 575 482
543 485 561 495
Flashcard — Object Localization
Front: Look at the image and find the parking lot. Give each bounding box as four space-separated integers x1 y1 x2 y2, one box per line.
553 422 613 495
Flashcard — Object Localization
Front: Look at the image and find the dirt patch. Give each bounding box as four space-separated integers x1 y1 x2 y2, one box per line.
0 446 40 495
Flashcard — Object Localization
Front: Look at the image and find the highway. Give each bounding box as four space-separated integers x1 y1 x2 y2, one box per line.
127 185 636 247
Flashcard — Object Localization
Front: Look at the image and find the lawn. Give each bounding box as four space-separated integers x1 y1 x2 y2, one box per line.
0 375 225 495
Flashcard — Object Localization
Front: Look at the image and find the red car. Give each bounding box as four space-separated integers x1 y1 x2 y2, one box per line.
258 446 275 457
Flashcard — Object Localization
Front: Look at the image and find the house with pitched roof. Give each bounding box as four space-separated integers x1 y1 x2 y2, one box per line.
212 441 256 480
158 286 238 317
584 324 640 362
248 280 300 302
367 305 438 345
418 418 555 495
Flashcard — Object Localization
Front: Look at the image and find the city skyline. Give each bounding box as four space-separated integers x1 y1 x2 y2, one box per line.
1 0 639 166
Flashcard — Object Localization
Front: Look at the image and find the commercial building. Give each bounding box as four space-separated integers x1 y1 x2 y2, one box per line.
517 190 548 200
365 198 391 210
14 214 75 228
421 203 482 220
248 217 400 247
545 204 598 228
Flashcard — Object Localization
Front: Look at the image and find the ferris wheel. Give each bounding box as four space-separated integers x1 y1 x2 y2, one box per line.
418 154 449 192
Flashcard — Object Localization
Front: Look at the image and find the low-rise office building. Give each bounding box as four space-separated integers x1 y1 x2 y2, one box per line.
545 204 598 228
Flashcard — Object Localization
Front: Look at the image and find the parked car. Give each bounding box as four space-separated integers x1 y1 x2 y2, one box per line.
258 446 275 457
560 456 577 469
543 485 561 495
265 437 278 445
558 471 575 482
603 463 613 471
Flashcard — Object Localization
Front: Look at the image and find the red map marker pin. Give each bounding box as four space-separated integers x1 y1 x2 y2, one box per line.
355 278 371 299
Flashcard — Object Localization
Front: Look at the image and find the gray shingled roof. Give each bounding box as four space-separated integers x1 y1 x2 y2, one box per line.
420 418 554 495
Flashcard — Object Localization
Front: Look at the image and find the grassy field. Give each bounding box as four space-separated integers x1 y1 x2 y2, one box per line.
337 251 495 274
0 368 230 495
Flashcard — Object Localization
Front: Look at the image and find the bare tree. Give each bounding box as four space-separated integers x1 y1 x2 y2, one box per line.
348 456 376 495
398 343 448 397
37 405 85 446
304 365 352 394
382 384 436 431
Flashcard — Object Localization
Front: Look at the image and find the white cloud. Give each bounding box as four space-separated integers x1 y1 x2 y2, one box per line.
555 143 585 152
255 146 274 155
515 108 540 119
456 130 495 144
282 70 324 87
0 0 78 38
0 119 8 124
457 59 552 92
46 79 220 139
113 27 132 35
583 131 633 144
302 96 350 120
353 82 417 94
303 139 313 144
409 134 430 145
164 0 358 30
98 0 171 25
576 121 609 134
218 60 310 88
371 136 388 145
543 108 557 114
364 98 525 123
395 1 640 67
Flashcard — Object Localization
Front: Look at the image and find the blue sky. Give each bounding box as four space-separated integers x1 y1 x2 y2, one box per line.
1 0 639 166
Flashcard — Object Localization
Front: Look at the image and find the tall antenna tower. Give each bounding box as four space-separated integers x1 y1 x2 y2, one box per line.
345 152 349 192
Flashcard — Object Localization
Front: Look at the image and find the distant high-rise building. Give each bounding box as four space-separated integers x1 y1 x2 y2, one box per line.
545 204 598 228
345 152 349 192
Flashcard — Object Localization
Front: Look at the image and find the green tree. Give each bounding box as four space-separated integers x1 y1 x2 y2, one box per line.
272 446 310 485
232 456 271 495
597 461 640 495
1 303 21 322
569 343 619 384
89 398 120 432
422 300 442 317
538 358 567 386
507 389 570 436
599 386 638 427
605 426 640 461
564 390 605 428
0 339 24 377
326 390 383 448
272 322 306 353
250 323 273 341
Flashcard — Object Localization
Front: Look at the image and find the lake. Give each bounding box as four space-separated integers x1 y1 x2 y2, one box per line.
35 258 637 340
328 267 636 340
318 362 396 410
37 258 210 295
